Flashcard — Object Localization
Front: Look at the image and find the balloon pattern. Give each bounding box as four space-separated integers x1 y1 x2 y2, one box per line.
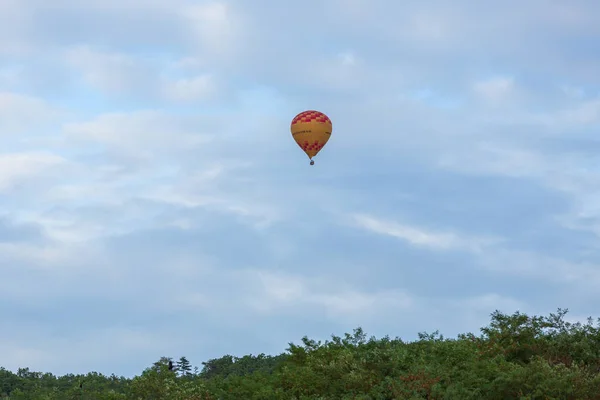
290 110 332 165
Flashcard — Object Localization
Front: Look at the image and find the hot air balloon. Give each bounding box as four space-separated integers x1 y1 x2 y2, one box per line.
290 110 332 165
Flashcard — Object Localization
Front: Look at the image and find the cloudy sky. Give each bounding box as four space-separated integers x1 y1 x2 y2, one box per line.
2 0 600 377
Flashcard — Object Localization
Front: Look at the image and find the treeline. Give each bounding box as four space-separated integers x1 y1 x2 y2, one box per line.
2 308 600 399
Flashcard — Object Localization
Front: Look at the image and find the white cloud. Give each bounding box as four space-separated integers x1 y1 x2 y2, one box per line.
459 293 525 312
65 46 223 102
0 152 67 192
0 0 35 56
65 46 147 91
0 326 174 375
0 65 23 88
436 143 549 179
406 11 455 43
62 110 212 155
478 249 600 287
249 270 413 318
560 84 585 99
162 74 216 101
181 2 240 57
0 92 62 134
0 242 71 270
472 76 515 102
0 341 47 372
351 212 600 289
555 98 600 125
339 51 357 66
142 183 282 229
433 137 600 244
352 214 499 252
541 2 599 29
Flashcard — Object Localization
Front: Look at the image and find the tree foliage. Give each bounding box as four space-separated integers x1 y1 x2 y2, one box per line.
2 308 600 399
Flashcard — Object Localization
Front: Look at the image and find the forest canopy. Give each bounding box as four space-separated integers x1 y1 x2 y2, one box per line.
1 308 600 399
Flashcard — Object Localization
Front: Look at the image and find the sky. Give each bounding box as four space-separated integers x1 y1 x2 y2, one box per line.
1 0 600 378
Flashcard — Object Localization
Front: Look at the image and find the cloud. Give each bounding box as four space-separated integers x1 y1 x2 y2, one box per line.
249 270 413 318
478 249 600 289
181 2 239 57
163 74 216 101
351 214 499 252
64 46 220 102
352 212 600 293
0 217 44 243
65 46 159 95
0 152 67 192
554 98 600 125
62 110 212 155
472 76 515 102
0 92 63 135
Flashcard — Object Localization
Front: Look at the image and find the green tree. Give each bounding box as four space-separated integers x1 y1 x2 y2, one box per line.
176 357 192 377
2 308 600 399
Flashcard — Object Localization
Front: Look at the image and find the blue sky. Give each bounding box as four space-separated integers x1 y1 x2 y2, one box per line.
1 0 600 377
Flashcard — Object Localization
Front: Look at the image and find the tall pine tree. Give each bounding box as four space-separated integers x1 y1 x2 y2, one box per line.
176 356 192 377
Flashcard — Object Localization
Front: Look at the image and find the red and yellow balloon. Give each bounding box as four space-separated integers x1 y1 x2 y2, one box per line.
290 110 332 165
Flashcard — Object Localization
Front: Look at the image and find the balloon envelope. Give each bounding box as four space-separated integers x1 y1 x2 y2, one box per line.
290 110 332 161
